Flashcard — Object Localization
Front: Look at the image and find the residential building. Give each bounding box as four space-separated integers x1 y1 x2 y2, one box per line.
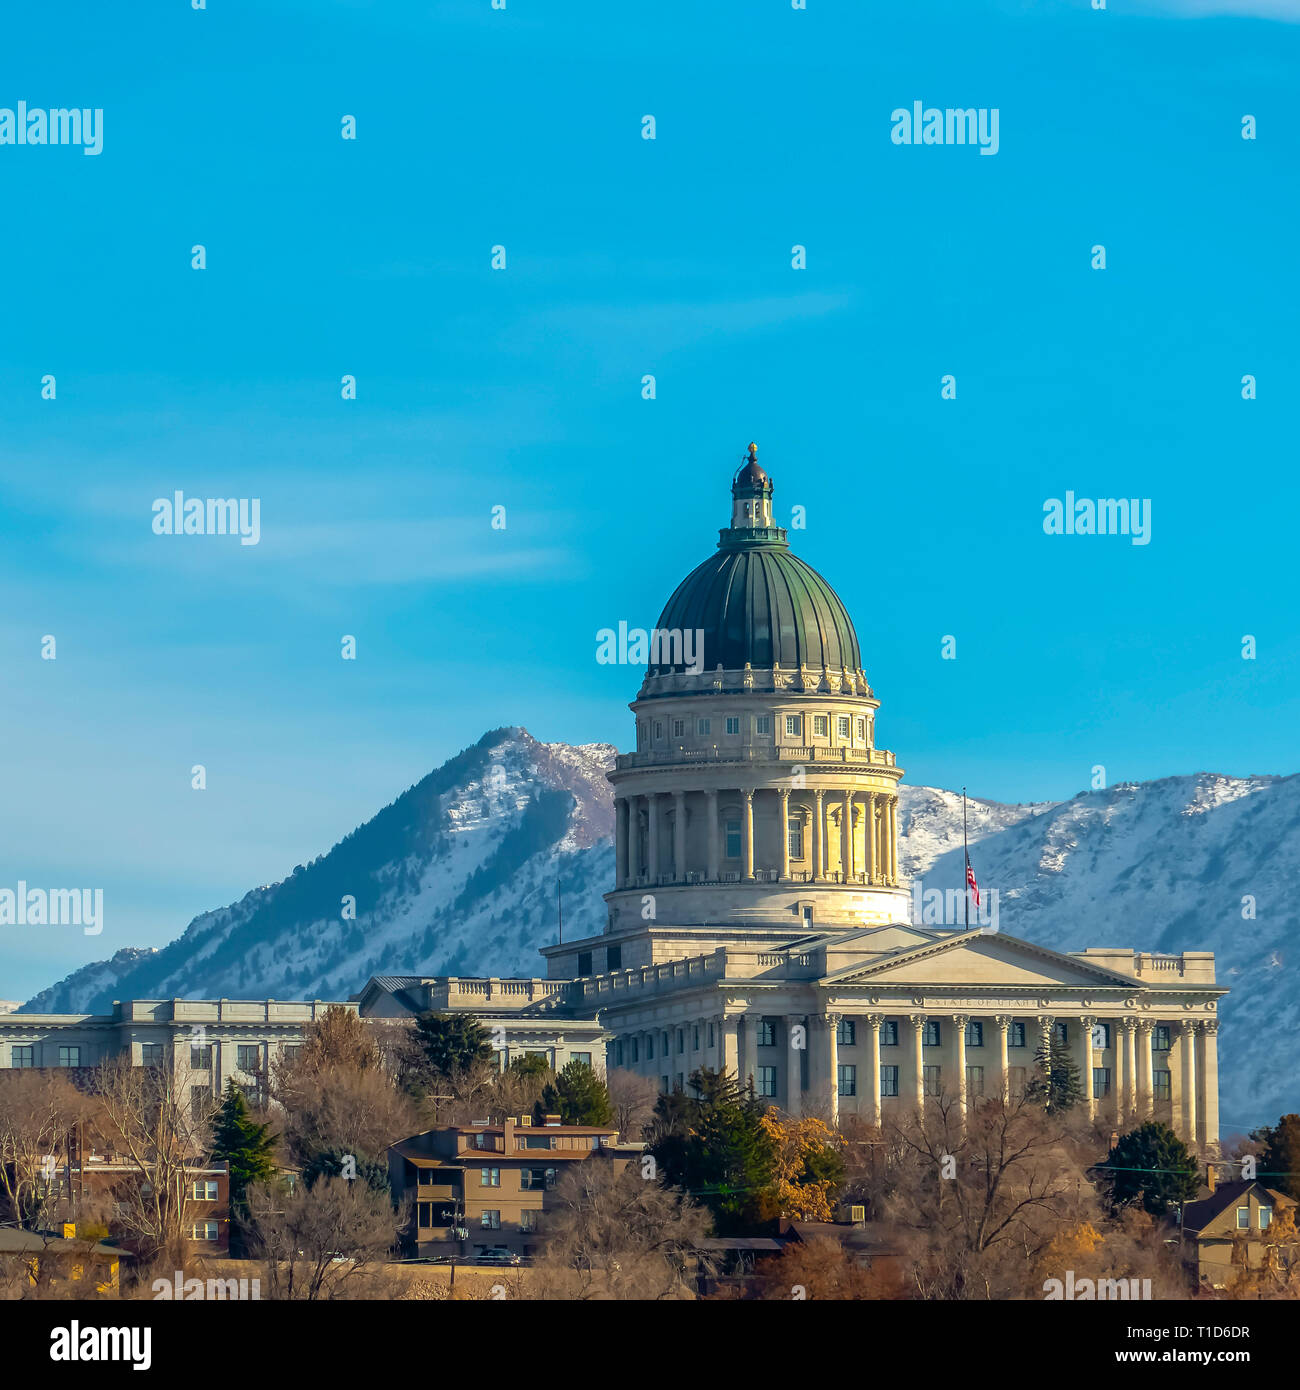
1182 1178 1298 1289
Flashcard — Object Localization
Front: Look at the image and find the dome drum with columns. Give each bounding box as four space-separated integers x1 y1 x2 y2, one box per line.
605 446 908 936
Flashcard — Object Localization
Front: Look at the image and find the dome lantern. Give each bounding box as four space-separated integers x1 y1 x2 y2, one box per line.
730 441 774 530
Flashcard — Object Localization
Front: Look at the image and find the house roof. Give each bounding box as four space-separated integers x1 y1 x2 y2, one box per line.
1182 1180 1295 1236
0 1227 132 1259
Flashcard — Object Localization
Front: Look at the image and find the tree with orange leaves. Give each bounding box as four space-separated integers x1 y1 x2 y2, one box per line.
758 1110 846 1221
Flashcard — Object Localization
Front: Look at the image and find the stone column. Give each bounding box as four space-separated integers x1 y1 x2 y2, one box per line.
864 791 877 882
615 798 628 887
742 790 755 880
888 796 899 885
1080 1016 1096 1124
627 795 640 882
1181 1020 1198 1148
841 793 854 881
646 792 659 885
673 791 686 882
812 790 824 881
827 1014 840 1127
706 790 719 880
1138 1020 1154 1119
953 1014 969 1125
721 1015 740 1079
910 1014 927 1113
865 1014 883 1129
786 1014 805 1117
994 1015 1011 1104
1112 1019 1126 1125
744 1012 761 1090
1123 1018 1138 1117
778 788 790 881
1198 1021 1219 1152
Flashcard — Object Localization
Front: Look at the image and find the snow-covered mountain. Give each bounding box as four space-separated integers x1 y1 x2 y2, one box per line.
24 737 1297 1130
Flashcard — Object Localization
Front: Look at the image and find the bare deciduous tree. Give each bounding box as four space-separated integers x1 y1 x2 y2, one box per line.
244 1176 404 1300
0 1070 84 1229
527 1156 712 1301
607 1069 659 1143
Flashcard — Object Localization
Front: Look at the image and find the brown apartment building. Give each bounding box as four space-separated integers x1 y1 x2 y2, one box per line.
388 1116 634 1259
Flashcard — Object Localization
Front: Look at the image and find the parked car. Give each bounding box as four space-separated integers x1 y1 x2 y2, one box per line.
475 1247 522 1266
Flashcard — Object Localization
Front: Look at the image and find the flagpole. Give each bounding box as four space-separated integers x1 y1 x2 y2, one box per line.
962 786 969 929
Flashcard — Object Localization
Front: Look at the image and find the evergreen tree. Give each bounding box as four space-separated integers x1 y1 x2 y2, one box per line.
650 1067 777 1235
1250 1114 1300 1201
301 1147 392 1198
414 1011 492 1078
535 1060 613 1126
509 1052 553 1084
211 1079 278 1252
1097 1121 1200 1217
1026 1031 1084 1114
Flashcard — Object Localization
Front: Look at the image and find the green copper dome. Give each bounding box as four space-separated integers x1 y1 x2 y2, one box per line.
649 450 863 676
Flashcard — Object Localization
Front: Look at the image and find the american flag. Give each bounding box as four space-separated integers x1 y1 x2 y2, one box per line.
965 853 980 909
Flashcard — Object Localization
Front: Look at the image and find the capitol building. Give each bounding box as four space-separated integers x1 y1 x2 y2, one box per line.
363 448 1225 1151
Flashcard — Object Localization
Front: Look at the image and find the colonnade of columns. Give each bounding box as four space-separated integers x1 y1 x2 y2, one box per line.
614 787 899 888
612 1010 1218 1150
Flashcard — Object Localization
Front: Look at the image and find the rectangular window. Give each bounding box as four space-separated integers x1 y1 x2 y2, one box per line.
606 944 622 971
1260 1206 1272 1230
757 1066 777 1097
1152 1025 1171 1052
965 1021 984 1048
881 1020 899 1047
11 1046 33 1068
520 1209 538 1232
1008 1066 1027 1097
473 1132 489 1149
880 1065 899 1097
190 1044 212 1069
653 721 662 739
661 1075 669 1093
675 1072 684 1090
1092 1067 1111 1099
923 1021 941 1048
725 716 741 735
1153 1070 1172 1101
141 1043 164 1067
676 1029 684 1054
1092 1022 1111 1050
725 821 741 859
646 1035 654 1060
785 715 802 738
58 1046 80 1068
522 1135 552 1150
571 1052 592 1069
481 1168 500 1187
856 718 866 740
707 1022 715 1048
281 1044 301 1064
672 718 685 738
1054 1022 1069 1045
520 1168 557 1191
236 1045 260 1072
190 1221 218 1242
190 1180 219 1201
614 1041 624 1067
1010 1022 1026 1048
481 1210 501 1230
692 1026 700 1050
190 1085 211 1121
697 718 711 736
966 1066 984 1097
755 716 771 735
837 716 851 739
577 951 592 976
837 1064 857 1097
813 715 829 737
662 1032 670 1056
923 1065 941 1097
788 818 804 859
1237 1207 1250 1230
757 1020 776 1047
836 1019 856 1046
630 1038 639 1063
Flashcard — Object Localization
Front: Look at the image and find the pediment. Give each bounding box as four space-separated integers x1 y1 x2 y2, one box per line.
822 929 1137 990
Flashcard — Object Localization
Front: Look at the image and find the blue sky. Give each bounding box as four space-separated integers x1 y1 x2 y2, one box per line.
2 0 1298 996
